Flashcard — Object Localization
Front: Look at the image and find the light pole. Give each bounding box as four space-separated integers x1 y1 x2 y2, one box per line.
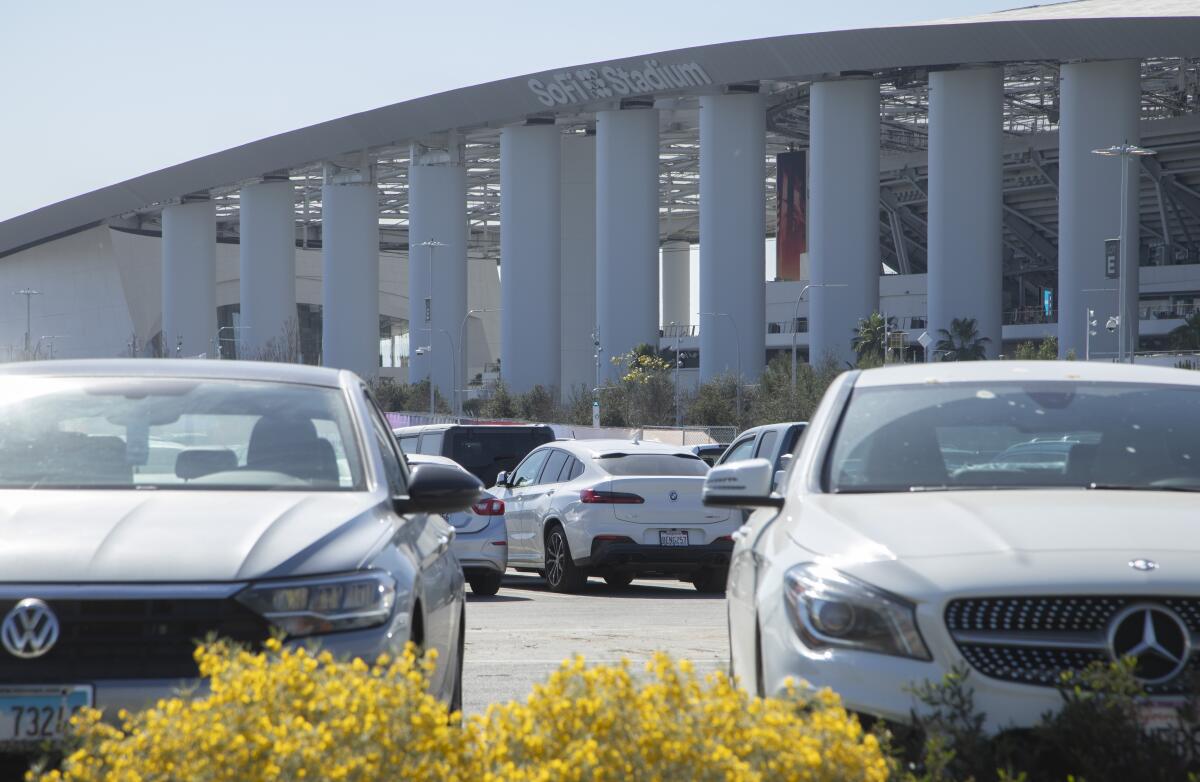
592 331 602 428
12 289 41 356
669 322 682 429
1091 142 1155 363
459 307 499 416
701 312 741 423
414 346 434 413
418 238 445 386
214 325 249 359
791 283 846 386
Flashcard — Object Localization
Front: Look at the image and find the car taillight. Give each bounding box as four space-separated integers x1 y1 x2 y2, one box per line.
472 498 505 515
580 488 645 504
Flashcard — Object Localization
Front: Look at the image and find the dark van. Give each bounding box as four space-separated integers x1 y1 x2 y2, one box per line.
392 424 556 487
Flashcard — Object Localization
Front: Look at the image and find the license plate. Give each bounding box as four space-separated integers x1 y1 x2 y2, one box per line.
659 530 689 547
0 686 92 743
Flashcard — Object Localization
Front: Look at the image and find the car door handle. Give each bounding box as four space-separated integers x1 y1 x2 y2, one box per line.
731 524 753 543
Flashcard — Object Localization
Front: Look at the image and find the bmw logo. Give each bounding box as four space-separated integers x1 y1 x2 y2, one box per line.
669 490 678 502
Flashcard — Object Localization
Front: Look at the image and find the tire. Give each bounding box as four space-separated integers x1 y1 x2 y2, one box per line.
467 572 502 596
604 573 634 588
544 525 587 593
692 567 728 594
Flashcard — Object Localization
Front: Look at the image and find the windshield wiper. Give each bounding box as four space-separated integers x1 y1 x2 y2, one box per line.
1086 482 1200 493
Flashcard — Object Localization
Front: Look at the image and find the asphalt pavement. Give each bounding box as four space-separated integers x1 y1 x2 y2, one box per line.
462 572 729 714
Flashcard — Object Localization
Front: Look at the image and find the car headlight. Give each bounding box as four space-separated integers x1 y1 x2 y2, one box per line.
783 563 930 661
237 571 396 638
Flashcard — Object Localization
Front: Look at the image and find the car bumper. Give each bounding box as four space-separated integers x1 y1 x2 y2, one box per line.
451 517 508 574
576 538 734 573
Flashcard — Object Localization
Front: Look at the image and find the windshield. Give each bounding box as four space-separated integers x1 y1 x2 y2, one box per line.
595 454 709 476
827 381 1200 493
0 376 364 490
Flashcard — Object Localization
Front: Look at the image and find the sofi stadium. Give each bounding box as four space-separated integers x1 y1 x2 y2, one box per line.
4 0 1200 406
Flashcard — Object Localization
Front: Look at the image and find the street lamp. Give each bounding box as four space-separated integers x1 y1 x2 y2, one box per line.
701 312 741 422
214 325 249 359
459 307 499 416
592 331 602 427
418 238 445 385
12 289 41 356
669 322 682 429
1092 142 1155 363
791 283 846 387
413 345 434 414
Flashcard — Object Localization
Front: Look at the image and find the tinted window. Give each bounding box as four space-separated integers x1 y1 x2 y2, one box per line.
445 427 555 485
755 431 779 460
510 449 551 487
595 454 709 476
419 432 444 455
566 458 584 481
365 397 405 495
719 437 756 465
397 435 418 453
540 450 570 484
827 381 1200 493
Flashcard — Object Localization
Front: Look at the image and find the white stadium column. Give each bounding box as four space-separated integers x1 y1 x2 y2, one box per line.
408 144 467 402
597 107 659 383
561 130 597 394
809 78 880 366
239 177 296 359
500 121 561 393
1058 59 1141 360
661 240 691 329
927 67 1003 359
699 92 766 382
321 166 380 380
162 198 216 358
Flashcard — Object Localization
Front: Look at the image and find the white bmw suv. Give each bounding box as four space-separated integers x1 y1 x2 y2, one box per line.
494 439 738 592
708 362 1200 733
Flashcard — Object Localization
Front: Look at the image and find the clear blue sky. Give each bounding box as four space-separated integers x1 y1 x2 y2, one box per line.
0 0 1008 221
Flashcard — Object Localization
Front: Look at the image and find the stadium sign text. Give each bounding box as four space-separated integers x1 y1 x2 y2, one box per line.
528 60 712 107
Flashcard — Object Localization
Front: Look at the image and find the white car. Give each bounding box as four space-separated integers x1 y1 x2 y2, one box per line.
494 439 738 592
709 361 1200 732
406 454 509 596
0 359 479 746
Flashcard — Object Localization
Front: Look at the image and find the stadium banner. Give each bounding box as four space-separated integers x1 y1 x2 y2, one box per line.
775 151 807 281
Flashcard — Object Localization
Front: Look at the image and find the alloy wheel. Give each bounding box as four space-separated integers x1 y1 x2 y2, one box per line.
546 532 564 587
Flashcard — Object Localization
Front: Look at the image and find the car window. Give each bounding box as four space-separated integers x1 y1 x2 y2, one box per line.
419 432 444 455
719 437 756 465
363 394 406 495
595 453 709 476
445 427 555 486
827 381 1200 493
540 450 570 484
510 449 551 488
397 435 418 453
560 456 582 482
755 430 778 460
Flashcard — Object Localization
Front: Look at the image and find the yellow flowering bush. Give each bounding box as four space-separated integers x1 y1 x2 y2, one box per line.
31 641 889 782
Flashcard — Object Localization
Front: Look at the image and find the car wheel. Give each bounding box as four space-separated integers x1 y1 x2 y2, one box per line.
467 572 502 596
692 567 728 594
603 573 634 588
544 525 586 593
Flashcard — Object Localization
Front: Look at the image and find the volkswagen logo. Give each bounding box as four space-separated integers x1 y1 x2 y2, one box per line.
1107 604 1191 684
669 490 678 502
1129 558 1159 572
1 599 59 659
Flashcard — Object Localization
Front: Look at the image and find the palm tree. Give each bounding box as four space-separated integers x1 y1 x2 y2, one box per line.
851 313 893 366
1169 312 1200 351
934 317 990 361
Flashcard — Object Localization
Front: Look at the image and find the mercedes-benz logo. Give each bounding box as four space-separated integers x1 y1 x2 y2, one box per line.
1129 558 1159 572
669 490 678 502
1 599 59 659
1107 604 1191 684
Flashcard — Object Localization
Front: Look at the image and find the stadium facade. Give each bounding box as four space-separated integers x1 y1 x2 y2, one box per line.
4 0 1200 402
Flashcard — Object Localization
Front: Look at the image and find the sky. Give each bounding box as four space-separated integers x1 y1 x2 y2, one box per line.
0 0 1010 222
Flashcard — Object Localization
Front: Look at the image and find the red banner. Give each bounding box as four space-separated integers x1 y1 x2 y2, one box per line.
776 151 807 281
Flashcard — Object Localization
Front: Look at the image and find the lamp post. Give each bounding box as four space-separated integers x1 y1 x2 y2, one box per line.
12 289 41 356
1091 142 1155 363
669 322 682 429
214 325 248 359
592 331 602 428
1080 288 1115 362
414 346 434 413
459 307 499 416
701 311 740 423
791 283 846 386
418 238 445 385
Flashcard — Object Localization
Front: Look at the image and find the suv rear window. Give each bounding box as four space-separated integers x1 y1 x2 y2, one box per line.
444 427 555 486
595 453 709 476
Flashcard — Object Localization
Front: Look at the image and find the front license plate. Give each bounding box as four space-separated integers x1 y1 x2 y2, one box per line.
659 530 689 547
0 686 92 743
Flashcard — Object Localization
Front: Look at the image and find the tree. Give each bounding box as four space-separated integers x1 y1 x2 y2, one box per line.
480 381 517 419
1012 336 1058 360
1168 312 1200 351
935 317 990 361
851 313 893 365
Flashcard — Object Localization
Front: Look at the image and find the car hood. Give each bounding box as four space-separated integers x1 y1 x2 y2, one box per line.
0 490 391 582
787 490 1200 561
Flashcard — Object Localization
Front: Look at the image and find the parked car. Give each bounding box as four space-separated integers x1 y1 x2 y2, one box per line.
393 424 555 487
715 422 807 491
494 439 737 593
406 453 508 596
709 361 1200 734
691 443 729 466
0 359 480 747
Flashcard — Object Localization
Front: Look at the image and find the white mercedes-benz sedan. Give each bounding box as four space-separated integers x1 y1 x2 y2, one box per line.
709 362 1200 731
494 439 738 593
0 360 480 746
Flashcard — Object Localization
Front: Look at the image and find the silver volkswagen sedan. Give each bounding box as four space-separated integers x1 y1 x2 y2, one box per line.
0 360 480 746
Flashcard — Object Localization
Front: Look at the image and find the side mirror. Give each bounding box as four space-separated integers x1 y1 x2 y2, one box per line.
494 470 509 488
773 453 794 494
702 458 784 509
393 463 482 515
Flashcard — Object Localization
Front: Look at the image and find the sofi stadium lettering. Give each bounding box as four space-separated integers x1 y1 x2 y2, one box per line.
527 60 712 106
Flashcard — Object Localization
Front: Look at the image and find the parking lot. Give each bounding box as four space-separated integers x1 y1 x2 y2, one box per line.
462 572 728 714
